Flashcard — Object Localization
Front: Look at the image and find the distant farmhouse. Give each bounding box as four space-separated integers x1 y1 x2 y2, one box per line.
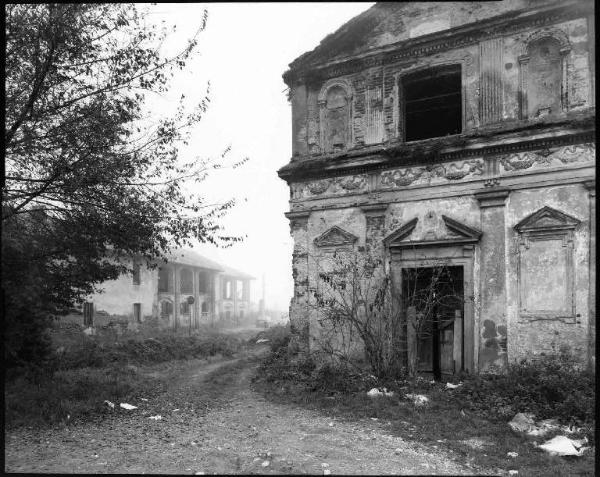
75 249 255 330
279 0 595 375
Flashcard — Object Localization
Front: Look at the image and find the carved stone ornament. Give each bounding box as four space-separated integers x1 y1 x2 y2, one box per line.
313 226 358 248
380 168 424 187
306 179 330 195
335 174 368 191
380 159 483 188
500 144 594 172
384 214 482 248
514 206 580 234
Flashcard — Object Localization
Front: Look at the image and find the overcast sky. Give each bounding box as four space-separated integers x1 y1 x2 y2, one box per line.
146 3 373 311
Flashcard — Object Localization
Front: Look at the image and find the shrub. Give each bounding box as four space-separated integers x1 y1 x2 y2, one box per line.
455 350 595 427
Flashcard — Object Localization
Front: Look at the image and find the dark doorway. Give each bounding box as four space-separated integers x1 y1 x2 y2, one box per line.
402 265 464 380
403 64 462 141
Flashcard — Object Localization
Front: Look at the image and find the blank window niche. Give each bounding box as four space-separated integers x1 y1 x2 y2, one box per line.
403 65 462 141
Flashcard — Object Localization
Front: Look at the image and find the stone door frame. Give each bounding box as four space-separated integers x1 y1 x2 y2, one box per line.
389 244 477 373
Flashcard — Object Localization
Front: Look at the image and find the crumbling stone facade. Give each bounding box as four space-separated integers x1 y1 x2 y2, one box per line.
279 1 595 373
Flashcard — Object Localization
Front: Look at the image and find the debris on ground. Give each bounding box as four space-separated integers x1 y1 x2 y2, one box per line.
537 435 589 457
103 400 115 409
140 398 148 402
405 393 429 406
119 403 137 410
508 470 518 476
83 327 95 336
507 451 518 458
261 460 270 467
445 382 462 389
256 339 270 344
367 388 395 398
508 413 582 438
148 415 162 421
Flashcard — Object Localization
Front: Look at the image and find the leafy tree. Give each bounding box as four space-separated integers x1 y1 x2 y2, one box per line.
3 4 245 366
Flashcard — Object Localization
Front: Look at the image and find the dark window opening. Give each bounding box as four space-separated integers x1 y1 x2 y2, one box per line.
158 268 171 293
403 65 462 142
132 262 141 285
133 303 141 323
201 301 209 314
180 300 190 315
180 268 193 294
160 300 173 318
198 271 209 293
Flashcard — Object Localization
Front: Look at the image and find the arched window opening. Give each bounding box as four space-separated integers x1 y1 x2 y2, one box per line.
324 85 350 152
198 271 209 293
201 301 209 315
527 37 562 118
160 300 173 318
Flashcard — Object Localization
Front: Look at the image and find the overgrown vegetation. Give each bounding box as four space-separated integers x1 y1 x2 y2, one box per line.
254 329 595 476
5 325 248 428
3 3 246 368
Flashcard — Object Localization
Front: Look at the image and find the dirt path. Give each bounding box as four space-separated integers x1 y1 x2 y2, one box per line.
5 347 487 475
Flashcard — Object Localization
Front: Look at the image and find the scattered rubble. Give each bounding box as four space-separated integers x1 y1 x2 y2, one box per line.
445 382 462 389
103 400 115 409
256 339 270 344
507 452 518 458
148 415 162 421
508 413 584 438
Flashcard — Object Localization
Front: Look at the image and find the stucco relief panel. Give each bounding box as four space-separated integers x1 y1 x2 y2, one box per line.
292 174 369 200
379 158 484 189
498 143 594 173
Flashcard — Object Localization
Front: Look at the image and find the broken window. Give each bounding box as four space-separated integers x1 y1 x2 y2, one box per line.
158 267 171 293
180 268 193 294
133 303 141 323
402 65 462 141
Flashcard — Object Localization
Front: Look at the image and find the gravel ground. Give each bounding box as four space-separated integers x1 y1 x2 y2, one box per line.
4 347 491 475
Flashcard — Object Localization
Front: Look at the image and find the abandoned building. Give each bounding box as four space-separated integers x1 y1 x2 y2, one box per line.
75 249 255 330
278 0 595 375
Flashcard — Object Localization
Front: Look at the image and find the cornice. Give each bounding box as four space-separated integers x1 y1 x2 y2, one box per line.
284 1 592 86
277 113 595 184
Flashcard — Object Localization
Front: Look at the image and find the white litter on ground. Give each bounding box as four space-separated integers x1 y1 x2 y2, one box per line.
508 413 581 438
256 339 270 344
445 382 462 389
140 398 148 402
148 415 162 420
323 470 331 475
508 470 518 476
538 435 589 457
104 400 115 409
507 451 518 458
119 403 138 410
367 387 395 398
405 393 429 406
261 460 270 467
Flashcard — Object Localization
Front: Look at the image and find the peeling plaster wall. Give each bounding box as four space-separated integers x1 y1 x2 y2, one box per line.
283 0 595 371
505 185 591 362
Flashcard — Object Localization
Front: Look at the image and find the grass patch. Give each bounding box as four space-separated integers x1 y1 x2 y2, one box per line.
5 324 252 428
252 345 595 477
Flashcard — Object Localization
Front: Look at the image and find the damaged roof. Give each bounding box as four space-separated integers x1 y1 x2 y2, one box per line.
284 0 556 81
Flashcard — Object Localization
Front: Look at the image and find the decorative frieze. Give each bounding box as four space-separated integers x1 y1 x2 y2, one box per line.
379 159 484 188
292 174 369 199
499 143 594 172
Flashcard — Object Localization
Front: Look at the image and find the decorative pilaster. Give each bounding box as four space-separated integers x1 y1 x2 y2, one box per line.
479 38 504 125
361 203 388 258
584 180 595 367
285 210 311 353
475 188 510 372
